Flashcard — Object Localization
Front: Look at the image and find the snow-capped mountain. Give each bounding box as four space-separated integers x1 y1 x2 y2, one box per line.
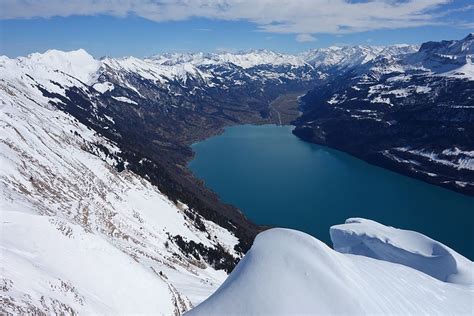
1 34 473 314
404 32 474 78
150 49 306 69
0 53 246 314
295 34 474 194
95 45 419 95
189 219 473 315
303 44 418 71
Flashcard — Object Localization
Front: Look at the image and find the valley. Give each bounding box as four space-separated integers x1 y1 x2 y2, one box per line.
1 33 473 314
268 91 305 125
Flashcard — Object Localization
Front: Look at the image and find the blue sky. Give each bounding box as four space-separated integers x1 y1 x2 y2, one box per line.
1 0 473 58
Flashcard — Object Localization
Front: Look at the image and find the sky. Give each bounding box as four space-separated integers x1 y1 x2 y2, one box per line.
0 0 473 58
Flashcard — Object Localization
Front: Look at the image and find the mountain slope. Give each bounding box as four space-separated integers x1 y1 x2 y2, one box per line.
188 221 473 315
0 55 242 314
331 218 473 285
303 44 418 71
1 36 473 313
295 34 474 195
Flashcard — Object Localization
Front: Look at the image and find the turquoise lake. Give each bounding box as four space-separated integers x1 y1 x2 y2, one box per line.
189 124 474 259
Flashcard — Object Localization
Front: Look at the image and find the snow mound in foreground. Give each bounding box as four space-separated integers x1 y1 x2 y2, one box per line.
188 228 472 315
330 218 473 285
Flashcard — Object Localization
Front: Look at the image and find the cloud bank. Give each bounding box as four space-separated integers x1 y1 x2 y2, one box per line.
296 33 317 43
1 0 469 41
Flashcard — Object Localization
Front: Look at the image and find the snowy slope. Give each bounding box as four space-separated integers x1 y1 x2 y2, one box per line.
151 50 305 69
2 37 473 314
188 225 473 315
0 50 97 99
0 52 240 314
102 55 211 85
17 49 100 84
403 33 474 78
303 44 418 70
331 218 473 285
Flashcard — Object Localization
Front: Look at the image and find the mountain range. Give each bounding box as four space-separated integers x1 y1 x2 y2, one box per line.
295 33 474 194
1 34 473 314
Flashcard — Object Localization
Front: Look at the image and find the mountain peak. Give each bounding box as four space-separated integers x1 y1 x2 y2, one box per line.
417 33 473 59
30 48 94 61
22 48 99 83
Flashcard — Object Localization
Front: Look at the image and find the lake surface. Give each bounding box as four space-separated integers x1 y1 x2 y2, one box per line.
189 124 474 259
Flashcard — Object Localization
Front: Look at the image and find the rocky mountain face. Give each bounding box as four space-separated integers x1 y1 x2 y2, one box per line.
1 35 472 314
294 34 474 195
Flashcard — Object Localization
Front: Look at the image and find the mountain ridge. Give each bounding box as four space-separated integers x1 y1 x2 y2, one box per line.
1 33 473 314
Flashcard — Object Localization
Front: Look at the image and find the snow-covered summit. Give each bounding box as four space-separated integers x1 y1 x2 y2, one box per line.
418 32 474 57
189 222 473 315
0 48 101 100
215 50 306 68
102 55 208 84
150 49 306 69
401 33 474 78
148 45 420 73
20 48 100 84
302 44 418 69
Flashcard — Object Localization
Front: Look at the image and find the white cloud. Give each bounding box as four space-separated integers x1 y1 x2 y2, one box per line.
296 33 317 43
1 0 465 37
459 22 474 29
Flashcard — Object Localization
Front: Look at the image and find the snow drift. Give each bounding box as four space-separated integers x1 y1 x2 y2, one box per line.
331 218 473 285
188 224 473 315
